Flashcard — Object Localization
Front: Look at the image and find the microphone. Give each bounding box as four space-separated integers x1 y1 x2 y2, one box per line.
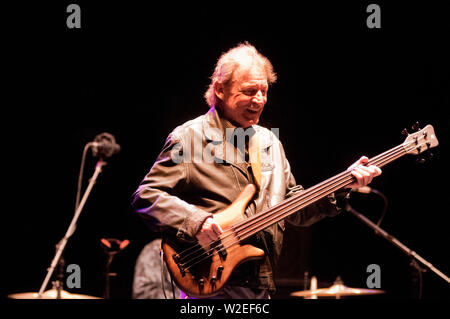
352 186 373 194
90 132 121 159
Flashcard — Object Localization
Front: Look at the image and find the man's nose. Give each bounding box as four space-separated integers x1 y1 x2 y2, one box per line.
252 90 264 104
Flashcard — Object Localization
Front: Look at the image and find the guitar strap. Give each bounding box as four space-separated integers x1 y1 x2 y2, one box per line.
248 132 276 285
248 132 262 189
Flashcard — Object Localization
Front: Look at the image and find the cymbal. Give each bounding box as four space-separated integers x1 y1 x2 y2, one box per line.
8 289 103 299
291 283 385 298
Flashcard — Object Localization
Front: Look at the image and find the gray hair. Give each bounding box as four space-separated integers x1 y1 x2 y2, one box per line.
204 42 277 107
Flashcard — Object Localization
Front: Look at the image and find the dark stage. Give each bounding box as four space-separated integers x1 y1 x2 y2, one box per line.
5 1 449 304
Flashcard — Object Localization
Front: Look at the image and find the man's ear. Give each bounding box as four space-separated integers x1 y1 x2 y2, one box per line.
213 81 225 101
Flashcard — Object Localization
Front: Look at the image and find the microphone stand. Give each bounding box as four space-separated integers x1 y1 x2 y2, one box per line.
38 159 107 298
103 250 116 299
345 202 450 296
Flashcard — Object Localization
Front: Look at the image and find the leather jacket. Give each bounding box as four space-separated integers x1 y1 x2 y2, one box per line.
132 106 345 293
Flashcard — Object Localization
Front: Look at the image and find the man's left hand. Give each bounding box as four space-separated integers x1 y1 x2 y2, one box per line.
347 156 382 189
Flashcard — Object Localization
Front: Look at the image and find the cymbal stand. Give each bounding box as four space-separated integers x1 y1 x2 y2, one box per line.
52 255 65 299
38 160 107 298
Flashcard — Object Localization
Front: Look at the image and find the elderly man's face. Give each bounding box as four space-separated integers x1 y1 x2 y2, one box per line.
216 66 268 128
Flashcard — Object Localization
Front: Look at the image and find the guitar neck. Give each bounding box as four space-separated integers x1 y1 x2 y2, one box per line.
233 143 409 242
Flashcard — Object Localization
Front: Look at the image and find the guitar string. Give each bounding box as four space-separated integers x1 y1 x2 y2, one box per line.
178 144 418 258
232 145 408 241
176 142 405 261
232 140 423 252
236 157 395 243
177 138 424 271
178 144 408 270
178 142 411 270
229 144 404 236
181 144 409 271
175 159 367 262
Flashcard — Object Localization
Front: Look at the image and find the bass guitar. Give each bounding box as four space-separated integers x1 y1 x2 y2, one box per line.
163 124 439 297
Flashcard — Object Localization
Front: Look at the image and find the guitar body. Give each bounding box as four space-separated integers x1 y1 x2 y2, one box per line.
162 184 265 298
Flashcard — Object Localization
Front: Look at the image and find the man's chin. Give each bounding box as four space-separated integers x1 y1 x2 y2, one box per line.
231 115 260 128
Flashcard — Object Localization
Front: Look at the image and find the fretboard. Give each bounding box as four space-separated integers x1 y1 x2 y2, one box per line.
232 142 410 242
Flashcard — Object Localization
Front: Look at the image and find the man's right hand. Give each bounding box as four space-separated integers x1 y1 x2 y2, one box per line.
195 217 223 250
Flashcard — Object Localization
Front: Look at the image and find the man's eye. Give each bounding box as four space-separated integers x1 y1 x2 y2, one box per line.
243 89 256 96
242 88 267 96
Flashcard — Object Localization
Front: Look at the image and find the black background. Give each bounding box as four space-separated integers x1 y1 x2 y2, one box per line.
5 1 449 301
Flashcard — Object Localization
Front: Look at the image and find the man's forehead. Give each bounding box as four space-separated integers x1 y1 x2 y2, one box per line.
232 65 268 85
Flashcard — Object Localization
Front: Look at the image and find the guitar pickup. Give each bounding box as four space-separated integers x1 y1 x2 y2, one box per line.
213 240 227 260
178 265 186 277
172 254 186 277
218 246 227 260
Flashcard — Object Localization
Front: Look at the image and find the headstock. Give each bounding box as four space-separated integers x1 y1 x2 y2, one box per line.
402 122 439 161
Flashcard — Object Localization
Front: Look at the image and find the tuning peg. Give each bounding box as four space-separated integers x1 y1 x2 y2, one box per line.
401 128 409 136
426 150 433 160
411 121 421 132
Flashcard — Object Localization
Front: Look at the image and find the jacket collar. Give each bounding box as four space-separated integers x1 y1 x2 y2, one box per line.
202 106 245 166
202 106 227 142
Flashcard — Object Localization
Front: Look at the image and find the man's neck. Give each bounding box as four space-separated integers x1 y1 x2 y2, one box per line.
214 105 251 130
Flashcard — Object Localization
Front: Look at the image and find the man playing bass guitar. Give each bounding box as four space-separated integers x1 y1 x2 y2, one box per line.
132 42 381 299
